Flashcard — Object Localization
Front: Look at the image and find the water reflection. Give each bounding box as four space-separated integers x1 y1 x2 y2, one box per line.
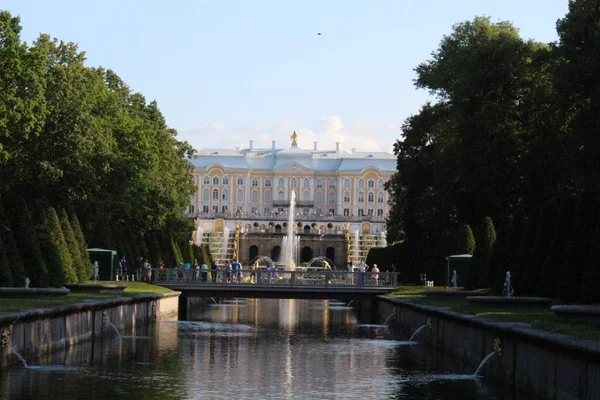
0 299 535 400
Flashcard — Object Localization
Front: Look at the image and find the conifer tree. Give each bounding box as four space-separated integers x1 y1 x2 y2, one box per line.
580 217 600 304
70 213 91 280
522 202 559 295
556 191 599 303
40 208 68 287
59 209 85 282
171 237 183 265
10 200 50 287
474 217 497 289
0 202 25 286
455 224 476 255
0 237 13 287
535 196 576 298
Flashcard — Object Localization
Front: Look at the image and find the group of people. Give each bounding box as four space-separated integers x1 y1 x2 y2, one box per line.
346 262 380 285
117 256 154 282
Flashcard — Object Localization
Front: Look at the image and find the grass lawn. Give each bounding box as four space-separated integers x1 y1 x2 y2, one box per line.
388 286 600 342
0 281 173 313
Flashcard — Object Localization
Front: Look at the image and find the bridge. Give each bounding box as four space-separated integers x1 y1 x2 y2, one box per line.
152 268 400 300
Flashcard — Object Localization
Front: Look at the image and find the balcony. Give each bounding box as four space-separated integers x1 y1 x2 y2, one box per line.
186 212 387 223
297 200 314 207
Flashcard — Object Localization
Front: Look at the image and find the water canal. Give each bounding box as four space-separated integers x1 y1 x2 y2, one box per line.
0 298 533 399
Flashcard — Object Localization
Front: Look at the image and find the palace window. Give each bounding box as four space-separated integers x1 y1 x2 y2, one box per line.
329 179 336 189
252 178 258 187
278 178 285 187
368 179 374 188
343 208 350 216
304 178 310 188
328 191 336 203
278 191 284 201
316 179 323 188
328 208 335 216
378 192 384 203
344 179 350 188
265 190 271 202
222 206 228 213
203 188 209 200
265 179 271 187
367 208 374 216
358 191 364 203
203 176 210 185
291 178 297 187
222 189 228 201
213 176 219 185
251 190 258 202
188 205 195 213
223 176 229 185
212 205 218 213
202 205 209 213
237 176 244 185
303 190 310 201
378 179 385 189
368 192 374 203
237 188 244 202
343 191 350 203
358 209 365 217
358 179 364 189
212 189 219 200
315 191 323 203
377 209 384 217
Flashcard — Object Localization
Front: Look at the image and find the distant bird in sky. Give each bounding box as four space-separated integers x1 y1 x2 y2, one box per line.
317 33 321 35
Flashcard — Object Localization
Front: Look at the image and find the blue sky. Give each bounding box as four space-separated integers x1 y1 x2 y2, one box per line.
4 0 569 152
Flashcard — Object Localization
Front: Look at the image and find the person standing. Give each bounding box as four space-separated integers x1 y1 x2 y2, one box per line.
193 259 200 282
371 264 380 286
225 261 232 283
144 259 152 283
358 262 367 286
211 261 218 283
231 259 240 283
119 256 127 280
201 262 209 282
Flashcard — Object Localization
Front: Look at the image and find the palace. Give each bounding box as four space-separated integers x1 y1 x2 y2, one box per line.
188 132 397 268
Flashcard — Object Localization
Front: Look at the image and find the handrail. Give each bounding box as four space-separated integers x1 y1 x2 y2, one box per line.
150 268 399 288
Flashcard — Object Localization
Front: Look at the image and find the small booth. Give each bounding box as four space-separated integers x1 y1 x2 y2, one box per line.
87 248 117 281
445 254 472 287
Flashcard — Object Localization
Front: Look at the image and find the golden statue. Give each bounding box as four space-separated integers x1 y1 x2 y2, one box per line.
290 131 298 146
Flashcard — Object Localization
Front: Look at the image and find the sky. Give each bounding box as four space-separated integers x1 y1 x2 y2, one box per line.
3 0 570 153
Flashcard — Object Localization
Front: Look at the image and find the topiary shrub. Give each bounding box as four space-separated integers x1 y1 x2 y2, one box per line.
455 224 475 255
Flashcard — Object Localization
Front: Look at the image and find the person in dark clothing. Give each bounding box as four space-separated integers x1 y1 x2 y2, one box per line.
211 261 218 283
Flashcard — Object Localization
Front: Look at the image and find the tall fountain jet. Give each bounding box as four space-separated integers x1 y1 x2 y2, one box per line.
352 230 360 266
281 190 298 270
220 227 230 262
195 221 204 247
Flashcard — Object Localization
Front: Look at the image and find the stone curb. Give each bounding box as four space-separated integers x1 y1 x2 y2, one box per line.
382 296 600 363
0 292 180 327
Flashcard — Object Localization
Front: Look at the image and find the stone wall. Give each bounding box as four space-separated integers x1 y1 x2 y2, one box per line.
239 233 346 267
0 292 179 369
380 297 600 400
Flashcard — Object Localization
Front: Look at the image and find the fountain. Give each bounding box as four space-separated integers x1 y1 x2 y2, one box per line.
219 227 230 262
383 312 395 326
466 270 552 308
107 321 122 339
281 190 298 270
451 270 458 289
352 231 360 266
305 256 335 270
194 222 204 247
502 271 514 297
10 345 29 367
474 352 496 377
409 325 427 342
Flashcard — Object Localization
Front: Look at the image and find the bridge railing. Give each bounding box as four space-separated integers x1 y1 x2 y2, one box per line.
151 268 400 288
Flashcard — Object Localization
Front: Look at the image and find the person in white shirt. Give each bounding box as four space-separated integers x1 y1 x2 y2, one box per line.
371 264 380 286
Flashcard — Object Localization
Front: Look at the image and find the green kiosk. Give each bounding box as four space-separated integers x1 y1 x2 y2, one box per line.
445 254 472 287
87 248 117 281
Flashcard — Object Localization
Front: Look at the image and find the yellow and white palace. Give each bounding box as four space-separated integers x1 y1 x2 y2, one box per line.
188 132 397 266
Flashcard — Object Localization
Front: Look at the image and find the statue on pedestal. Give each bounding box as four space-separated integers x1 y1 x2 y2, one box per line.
290 131 298 146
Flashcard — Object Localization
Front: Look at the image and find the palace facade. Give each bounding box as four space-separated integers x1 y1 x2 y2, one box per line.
188 133 397 268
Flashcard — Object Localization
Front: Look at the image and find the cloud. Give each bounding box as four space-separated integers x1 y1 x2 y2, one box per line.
176 116 399 153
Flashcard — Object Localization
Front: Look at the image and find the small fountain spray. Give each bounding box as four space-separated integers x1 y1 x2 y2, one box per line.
409 317 432 342
474 338 502 377
502 271 514 297
451 270 458 290
383 311 395 326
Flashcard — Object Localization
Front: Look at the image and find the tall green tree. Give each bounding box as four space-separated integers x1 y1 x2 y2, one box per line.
0 237 13 287
70 213 91 280
465 217 496 289
455 224 475 255
0 202 24 286
580 217 600 304
58 208 85 282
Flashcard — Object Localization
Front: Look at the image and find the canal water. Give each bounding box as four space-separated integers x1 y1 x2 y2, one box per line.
0 298 533 399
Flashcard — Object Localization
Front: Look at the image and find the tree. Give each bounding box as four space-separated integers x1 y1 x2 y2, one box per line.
0 236 13 287
464 217 496 289
556 191 599 303
455 224 475 255
580 217 600 303
0 202 24 286
39 207 69 287
59 208 85 282
171 237 183 266
70 213 91 280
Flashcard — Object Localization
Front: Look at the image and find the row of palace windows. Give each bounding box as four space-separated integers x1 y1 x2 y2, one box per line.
201 188 386 204
201 176 386 189
190 204 386 218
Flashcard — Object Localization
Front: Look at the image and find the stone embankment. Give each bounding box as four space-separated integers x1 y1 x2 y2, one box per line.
380 297 600 400
0 292 179 368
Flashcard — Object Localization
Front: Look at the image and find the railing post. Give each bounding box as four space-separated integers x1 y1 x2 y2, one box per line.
290 271 296 287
